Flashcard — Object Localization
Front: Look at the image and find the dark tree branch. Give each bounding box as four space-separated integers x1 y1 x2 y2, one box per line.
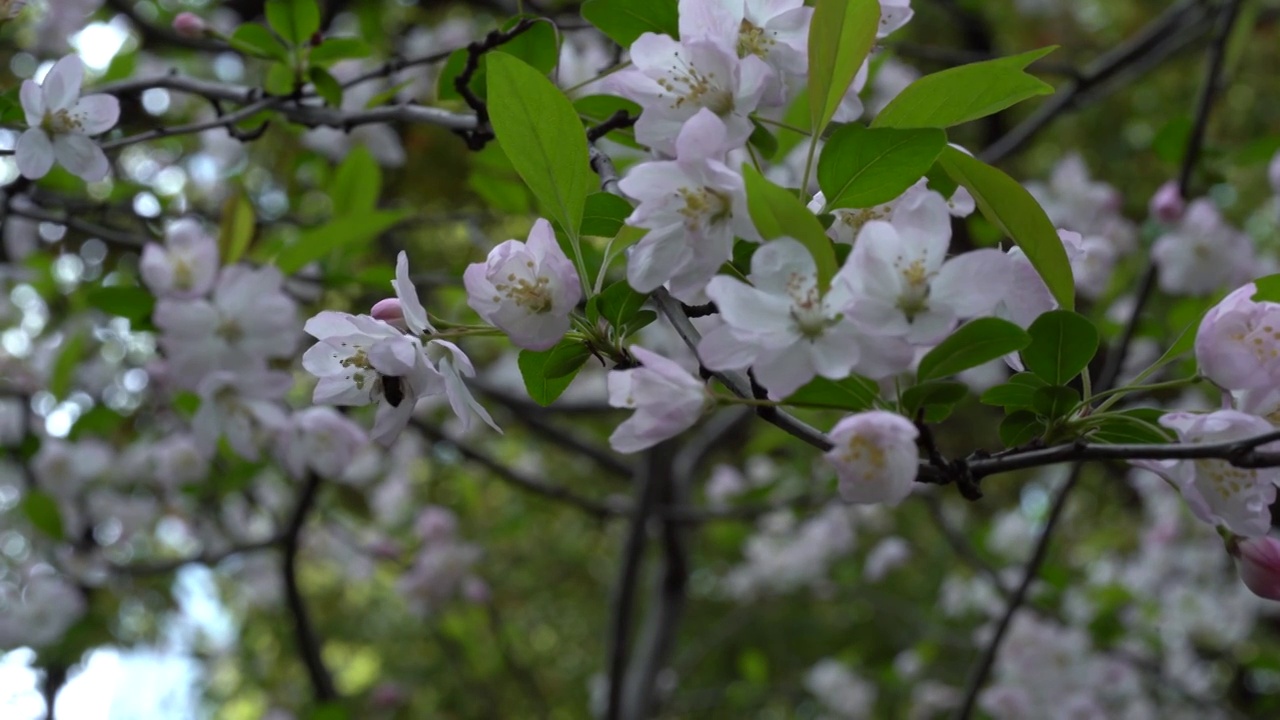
452 17 539 149
281 473 338 703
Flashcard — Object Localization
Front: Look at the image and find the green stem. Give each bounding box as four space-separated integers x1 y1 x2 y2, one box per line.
798 132 819 200
1091 374 1203 414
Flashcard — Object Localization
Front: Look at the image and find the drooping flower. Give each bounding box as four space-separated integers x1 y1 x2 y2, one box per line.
1194 282 1280 391
139 218 220 299
607 346 710 452
1231 535 1280 602
1152 198 1254 297
1135 410 1280 537
842 191 1012 344
826 411 920 506
464 218 581 351
16 55 120 181
619 109 756 300
699 237 912 397
604 31 770 154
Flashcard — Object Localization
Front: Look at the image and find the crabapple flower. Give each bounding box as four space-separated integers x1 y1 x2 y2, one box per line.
1152 199 1253 296
302 311 440 445
679 0 812 105
464 218 581 351
1232 535 1280 601
809 179 973 245
1194 282 1280 391
154 265 298 386
139 219 219 298
172 12 206 37
604 31 770 154
423 340 500 433
1149 180 1185 224
192 370 291 461
1136 410 1280 537
699 237 910 397
607 346 710 452
16 55 120 181
619 109 756 300
1025 153 1134 252
826 411 919 506
392 251 434 335
843 192 1012 344
371 297 406 328
878 0 914 37
276 407 370 480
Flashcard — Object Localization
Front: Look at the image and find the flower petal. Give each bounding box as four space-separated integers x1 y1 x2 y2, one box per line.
52 133 109 181
15 129 54 179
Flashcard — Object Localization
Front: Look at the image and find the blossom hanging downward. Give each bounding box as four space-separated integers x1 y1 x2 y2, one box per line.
1231 535 1280 602
607 346 710 452
826 411 920 506
464 218 581 351
16 55 120 181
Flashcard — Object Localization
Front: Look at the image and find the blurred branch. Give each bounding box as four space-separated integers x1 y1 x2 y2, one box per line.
281 473 339 703
112 536 283 575
479 389 635 480
105 0 227 52
4 199 152 249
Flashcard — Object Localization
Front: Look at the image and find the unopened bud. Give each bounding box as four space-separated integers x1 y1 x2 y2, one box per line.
371 297 406 330
1231 535 1280 601
1148 181 1185 224
172 12 207 38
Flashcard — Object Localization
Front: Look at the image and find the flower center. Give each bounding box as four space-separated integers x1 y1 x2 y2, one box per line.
737 19 776 59
1198 459 1252 501
895 258 933 321
493 262 553 314
42 108 83 135
785 271 833 339
172 256 194 290
838 207 889 238
836 434 886 470
217 318 244 344
678 186 731 230
658 53 735 115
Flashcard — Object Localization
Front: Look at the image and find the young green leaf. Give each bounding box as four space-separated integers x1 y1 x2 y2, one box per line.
581 192 634 237
999 410 1046 447
519 341 592 405
979 372 1048 409
486 52 591 244
901 380 969 418
784 376 880 412
938 146 1074 310
265 0 320 46
817 124 948 210
330 146 381 215
1021 310 1099 385
21 491 64 539
580 0 679 48
1031 385 1080 420
916 317 1031 382
219 187 257 265
274 210 411 273
229 23 291 62
87 287 155 324
742 164 838 290
808 0 879 135
598 280 649 331
873 47 1057 129
308 37 372 65
309 66 343 107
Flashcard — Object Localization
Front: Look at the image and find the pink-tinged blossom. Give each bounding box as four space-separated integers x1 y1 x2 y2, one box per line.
172 11 206 37
154 265 298 387
619 109 756 300
1194 282 1280 391
16 55 120 181
423 339 500 433
1149 180 1186 224
1152 199 1253 296
276 407 370 480
1233 536 1280 601
699 237 911 397
139 218 219 298
826 411 919 506
370 297 405 328
1136 410 1280 537
192 370 291 461
604 32 770 155
878 0 914 37
607 345 710 452
1025 153 1135 253
679 0 812 105
843 192 1012 344
463 218 581 351
392 251 434 335
301 311 440 445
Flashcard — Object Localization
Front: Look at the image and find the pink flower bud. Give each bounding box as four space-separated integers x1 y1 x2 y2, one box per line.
462 576 490 604
1234 536 1280 601
172 12 206 38
1148 181 1185 224
370 297 407 330
370 682 408 708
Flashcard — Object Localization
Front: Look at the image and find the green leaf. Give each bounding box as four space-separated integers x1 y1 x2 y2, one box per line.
486 52 591 244
748 120 779 160
598 280 648 331
581 192 633 237
68 405 125 440
817 125 948 210
330 145 381 215
274 210 411 274
1253 273 1280 302
580 0 679 48
309 37 372 65
501 17 561 76
50 331 86 398
308 66 343 107
519 341 592 405
901 380 969 417
742 164 838 290
266 61 296 95
999 410 1045 447
228 24 291 62
87 286 154 323
1031 385 1080 420
1021 310 1099 385
1152 115 1192 166
938 146 1074 310
21 491 64 539
917 317 1031 382
784 376 880 412
979 372 1048 409
808 0 879 135
873 47 1057 129
265 0 320 46
1086 409 1172 445
219 187 257 265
